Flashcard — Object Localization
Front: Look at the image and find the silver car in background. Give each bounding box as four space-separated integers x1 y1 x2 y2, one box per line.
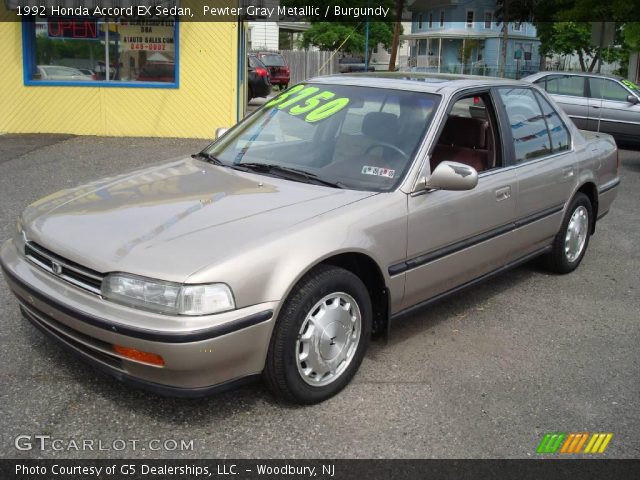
36 65 95 81
523 71 640 146
1 74 620 404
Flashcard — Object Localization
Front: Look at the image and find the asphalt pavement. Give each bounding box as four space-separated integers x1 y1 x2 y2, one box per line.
0 134 638 459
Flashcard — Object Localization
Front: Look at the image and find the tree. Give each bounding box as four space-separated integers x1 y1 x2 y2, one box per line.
458 39 480 73
301 21 394 56
623 23 640 51
545 22 599 71
284 0 396 56
388 0 404 71
495 0 537 77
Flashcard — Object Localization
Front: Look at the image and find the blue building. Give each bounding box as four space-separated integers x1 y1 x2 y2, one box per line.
401 0 541 78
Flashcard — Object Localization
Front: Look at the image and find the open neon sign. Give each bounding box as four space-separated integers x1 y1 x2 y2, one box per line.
47 19 98 39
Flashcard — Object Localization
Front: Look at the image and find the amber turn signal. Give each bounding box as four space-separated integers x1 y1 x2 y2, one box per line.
113 345 165 366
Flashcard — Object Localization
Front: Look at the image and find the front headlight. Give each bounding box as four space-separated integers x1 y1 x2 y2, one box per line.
101 274 235 315
14 218 26 254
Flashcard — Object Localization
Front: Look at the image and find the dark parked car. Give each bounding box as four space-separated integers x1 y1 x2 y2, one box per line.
136 62 175 83
254 52 290 89
248 55 272 101
338 56 375 74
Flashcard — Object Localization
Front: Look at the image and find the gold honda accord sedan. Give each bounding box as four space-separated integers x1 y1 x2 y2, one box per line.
1 74 620 403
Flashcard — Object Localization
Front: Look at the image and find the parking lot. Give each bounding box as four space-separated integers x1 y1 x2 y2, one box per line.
0 133 638 459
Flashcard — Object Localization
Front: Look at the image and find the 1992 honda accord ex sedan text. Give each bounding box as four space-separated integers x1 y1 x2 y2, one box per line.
1 74 620 404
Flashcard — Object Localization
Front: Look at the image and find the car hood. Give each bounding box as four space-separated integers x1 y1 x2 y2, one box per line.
22 157 375 282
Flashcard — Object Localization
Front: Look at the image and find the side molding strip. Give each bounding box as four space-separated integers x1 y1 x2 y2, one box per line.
389 204 563 276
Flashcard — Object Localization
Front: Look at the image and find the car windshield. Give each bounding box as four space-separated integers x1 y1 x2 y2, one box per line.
260 54 285 66
204 83 439 192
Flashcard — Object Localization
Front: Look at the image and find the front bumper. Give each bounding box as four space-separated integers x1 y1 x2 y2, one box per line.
0 239 278 397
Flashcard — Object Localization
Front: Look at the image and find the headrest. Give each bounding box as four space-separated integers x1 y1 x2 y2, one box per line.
438 116 488 149
362 112 399 142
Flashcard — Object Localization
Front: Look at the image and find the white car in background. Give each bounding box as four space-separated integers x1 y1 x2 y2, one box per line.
36 65 94 81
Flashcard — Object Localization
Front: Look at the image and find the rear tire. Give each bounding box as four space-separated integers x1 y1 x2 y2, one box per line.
543 193 592 274
264 265 372 404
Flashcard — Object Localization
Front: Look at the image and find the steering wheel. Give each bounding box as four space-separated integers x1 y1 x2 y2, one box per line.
364 142 408 160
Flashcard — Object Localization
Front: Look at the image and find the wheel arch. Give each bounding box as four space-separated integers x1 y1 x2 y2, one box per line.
320 252 390 337
576 181 598 233
280 251 390 337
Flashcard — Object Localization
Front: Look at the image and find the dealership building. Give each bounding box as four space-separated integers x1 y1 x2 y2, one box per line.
0 1 247 138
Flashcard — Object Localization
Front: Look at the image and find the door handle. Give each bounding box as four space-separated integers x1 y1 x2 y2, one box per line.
495 186 511 201
590 104 601 108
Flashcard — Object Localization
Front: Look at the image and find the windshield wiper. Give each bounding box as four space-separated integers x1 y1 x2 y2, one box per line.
192 152 224 166
234 163 345 189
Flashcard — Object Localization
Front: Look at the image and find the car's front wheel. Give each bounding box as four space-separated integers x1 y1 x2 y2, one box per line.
264 265 372 404
543 192 592 274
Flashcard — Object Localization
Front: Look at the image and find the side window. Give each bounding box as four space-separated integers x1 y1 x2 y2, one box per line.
498 88 551 163
545 75 585 97
589 78 629 102
534 92 571 153
430 92 500 173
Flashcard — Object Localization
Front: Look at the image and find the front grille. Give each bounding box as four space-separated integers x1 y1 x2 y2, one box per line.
24 241 104 295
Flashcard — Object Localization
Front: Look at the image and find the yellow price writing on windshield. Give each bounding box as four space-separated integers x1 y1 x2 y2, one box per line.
265 85 350 123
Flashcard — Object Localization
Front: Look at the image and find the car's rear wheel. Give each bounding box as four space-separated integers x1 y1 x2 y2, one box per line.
264 265 372 404
543 192 592 274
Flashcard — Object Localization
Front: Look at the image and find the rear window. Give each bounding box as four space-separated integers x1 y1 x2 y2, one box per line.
260 54 285 66
543 75 585 97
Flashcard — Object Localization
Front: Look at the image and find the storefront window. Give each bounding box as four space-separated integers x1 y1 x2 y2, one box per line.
24 18 178 87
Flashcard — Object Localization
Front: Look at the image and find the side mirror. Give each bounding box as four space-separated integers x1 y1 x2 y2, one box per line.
215 127 228 139
425 161 478 191
627 95 639 105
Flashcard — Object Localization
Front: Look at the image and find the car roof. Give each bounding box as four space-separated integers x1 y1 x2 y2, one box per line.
39 65 77 70
523 71 624 81
306 72 529 94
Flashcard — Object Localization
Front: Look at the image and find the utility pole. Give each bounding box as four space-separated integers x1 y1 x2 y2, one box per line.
499 0 509 78
364 0 371 70
388 0 404 71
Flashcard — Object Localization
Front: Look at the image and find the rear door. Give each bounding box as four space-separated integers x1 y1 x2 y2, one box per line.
536 74 589 129
586 76 640 141
496 87 576 258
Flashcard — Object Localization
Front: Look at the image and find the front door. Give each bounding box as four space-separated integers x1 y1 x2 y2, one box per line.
586 77 640 141
401 89 517 310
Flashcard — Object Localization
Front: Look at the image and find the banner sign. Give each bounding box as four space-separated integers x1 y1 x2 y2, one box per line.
119 20 175 53
2 459 640 480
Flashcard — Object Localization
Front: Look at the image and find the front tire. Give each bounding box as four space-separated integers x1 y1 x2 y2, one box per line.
543 193 592 274
264 265 372 404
